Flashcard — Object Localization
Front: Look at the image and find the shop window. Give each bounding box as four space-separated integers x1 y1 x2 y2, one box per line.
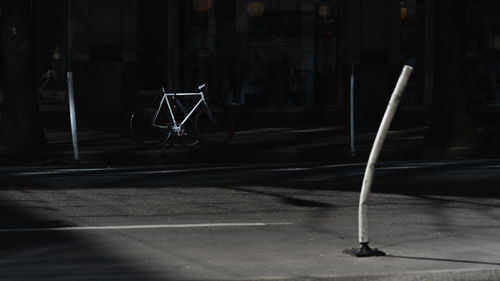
0 17 3 111
190 0 215 88
400 0 429 108
36 0 67 110
212 0 339 108
315 4 339 107
466 1 500 106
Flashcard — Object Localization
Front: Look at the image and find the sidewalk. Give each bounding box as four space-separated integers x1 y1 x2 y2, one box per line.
3 117 500 165
0 125 431 165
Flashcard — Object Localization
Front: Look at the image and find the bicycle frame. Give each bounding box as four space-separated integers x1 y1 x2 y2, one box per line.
152 84 215 131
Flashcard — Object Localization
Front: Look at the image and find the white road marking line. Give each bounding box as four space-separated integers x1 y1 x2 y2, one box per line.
13 168 115 176
377 166 422 170
260 167 312 172
285 127 341 134
11 165 257 176
133 166 254 175
0 222 293 233
236 128 288 134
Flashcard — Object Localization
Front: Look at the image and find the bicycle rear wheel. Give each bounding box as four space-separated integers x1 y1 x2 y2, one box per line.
130 104 171 148
194 106 235 147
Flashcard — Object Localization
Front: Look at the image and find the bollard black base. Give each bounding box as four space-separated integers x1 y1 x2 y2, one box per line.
343 242 386 257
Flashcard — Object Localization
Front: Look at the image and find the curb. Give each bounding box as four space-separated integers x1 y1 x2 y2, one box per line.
1 143 499 166
0 146 415 166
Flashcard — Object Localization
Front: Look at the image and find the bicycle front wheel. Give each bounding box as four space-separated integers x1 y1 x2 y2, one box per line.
194 106 235 147
130 104 171 148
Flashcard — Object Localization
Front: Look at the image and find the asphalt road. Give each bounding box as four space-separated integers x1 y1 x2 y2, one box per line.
2 160 500 280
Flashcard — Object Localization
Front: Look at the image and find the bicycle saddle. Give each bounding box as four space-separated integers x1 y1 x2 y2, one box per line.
198 83 206 90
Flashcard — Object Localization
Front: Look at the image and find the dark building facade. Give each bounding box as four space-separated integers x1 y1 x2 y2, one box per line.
2 0 500 127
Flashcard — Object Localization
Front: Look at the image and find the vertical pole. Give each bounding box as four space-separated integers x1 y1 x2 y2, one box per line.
67 72 79 162
350 64 355 157
65 0 71 72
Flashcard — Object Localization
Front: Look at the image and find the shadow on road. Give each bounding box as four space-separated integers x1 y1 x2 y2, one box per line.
227 186 334 208
0 199 172 281
388 255 500 267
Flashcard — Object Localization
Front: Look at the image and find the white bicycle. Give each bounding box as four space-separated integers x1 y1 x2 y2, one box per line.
130 84 235 148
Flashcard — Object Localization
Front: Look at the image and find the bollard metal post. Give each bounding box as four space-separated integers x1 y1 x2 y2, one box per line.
350 64 356 157
67 72 80 162
344 65 413 257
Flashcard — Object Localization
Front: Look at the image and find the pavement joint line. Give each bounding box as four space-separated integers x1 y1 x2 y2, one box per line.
0 222 294 232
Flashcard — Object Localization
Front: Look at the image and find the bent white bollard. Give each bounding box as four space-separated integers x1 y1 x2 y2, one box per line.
344 65 413 257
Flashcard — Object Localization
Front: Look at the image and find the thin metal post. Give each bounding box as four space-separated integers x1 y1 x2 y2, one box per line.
344 65 413 257
350 64 355 157
67 72 79 162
